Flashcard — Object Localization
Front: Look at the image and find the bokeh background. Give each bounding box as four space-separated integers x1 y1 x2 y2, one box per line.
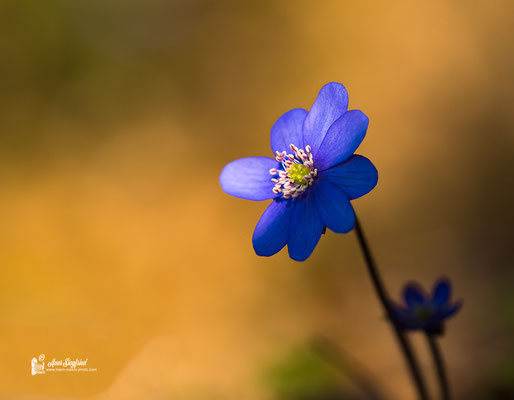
0 0 513 399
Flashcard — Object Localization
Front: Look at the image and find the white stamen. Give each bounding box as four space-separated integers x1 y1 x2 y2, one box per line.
270 144 317 199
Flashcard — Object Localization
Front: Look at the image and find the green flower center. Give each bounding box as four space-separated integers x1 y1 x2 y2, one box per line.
287 163 311 185
415 306 432 323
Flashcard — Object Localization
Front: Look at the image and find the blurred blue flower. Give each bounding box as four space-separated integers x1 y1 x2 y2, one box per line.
219 82 377 261
392 278 462 335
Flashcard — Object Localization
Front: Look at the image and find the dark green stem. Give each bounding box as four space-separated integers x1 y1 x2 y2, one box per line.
354 216 429 400
427 334 451 400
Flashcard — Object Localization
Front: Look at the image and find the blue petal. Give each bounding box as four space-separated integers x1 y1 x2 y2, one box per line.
252 199 294 257
315 110 369 171
287 193 325 261
314 180 355 233
432 278 451 306
403 283 426 307
303 82 349 157
219 157 277 201
270 108 307 154
319 155 378 200
441 301 462 318
391 304 418 330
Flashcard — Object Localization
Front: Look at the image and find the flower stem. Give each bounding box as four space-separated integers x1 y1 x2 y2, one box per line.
354 216 429 400
426 334 451 400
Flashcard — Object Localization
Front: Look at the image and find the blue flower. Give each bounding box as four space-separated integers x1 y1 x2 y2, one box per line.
219 82 378 261
392 278 462 335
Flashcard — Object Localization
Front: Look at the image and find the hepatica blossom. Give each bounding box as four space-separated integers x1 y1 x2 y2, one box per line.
219 83 378 261
392 278 462 335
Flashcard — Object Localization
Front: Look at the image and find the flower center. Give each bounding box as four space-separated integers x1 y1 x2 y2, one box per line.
415 306 432 323
269 144 317 199
287 163 311 185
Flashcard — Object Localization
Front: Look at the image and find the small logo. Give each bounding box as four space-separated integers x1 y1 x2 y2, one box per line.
31 353 96 375
31 354 45 375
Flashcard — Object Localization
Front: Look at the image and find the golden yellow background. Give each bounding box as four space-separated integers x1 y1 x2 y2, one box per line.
0 1 513 399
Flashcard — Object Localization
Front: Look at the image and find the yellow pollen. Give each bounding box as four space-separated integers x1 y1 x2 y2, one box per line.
287 164 310 185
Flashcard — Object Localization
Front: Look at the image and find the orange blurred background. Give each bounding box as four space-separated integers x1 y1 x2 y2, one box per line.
0 1 513 399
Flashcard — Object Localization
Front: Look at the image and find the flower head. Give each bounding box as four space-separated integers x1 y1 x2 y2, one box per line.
392 278 462 335
219 82 378 261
